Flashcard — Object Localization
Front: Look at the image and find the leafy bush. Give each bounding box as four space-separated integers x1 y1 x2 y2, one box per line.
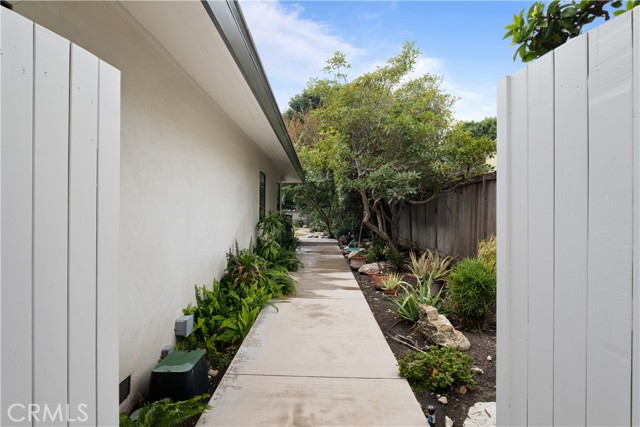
398 347 476 392
447 258 496 329
390 276 445 323
256 211 302 271
477 235 496 273
119 394 211 427
293 219 304 228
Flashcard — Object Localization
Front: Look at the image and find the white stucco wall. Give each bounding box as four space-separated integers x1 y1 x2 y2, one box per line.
15 1 285 410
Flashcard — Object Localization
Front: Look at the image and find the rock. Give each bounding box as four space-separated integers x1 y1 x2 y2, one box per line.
417 305 471 351
471 366 484 375
446 416 454 427
348 249 365 259
208 369 219 377
358 263 381 274
486 356 492 362
462 402 496 427
438 396 448 405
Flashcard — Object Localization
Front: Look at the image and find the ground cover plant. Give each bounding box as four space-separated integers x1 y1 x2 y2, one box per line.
119 394 210 427
399 347 476 393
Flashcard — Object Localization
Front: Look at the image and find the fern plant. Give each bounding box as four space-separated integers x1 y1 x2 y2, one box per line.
119 394 211 427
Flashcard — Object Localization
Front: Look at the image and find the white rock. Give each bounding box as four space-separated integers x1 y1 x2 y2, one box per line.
208 369 219 377
486 355 492 361
347 249 365 259
358 263 381 274
438 396 448 405
471 366 484 375
462 402 496 427
417 305 471 351
446 415 454 427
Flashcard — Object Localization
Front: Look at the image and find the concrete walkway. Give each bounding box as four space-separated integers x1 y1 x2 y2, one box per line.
197 240 427 427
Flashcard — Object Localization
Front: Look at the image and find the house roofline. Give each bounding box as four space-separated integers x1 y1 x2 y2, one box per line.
202 0 304 182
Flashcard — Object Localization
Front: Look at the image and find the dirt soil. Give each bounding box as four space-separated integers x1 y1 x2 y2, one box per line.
351 267 496 427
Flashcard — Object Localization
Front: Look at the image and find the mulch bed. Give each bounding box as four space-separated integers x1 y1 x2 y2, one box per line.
351 268 496 427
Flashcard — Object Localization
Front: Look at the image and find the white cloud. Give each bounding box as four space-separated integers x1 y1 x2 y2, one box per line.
241 0 362 110
241 1 495 120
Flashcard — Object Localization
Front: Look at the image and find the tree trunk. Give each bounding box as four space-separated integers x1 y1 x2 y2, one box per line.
358 189 400 256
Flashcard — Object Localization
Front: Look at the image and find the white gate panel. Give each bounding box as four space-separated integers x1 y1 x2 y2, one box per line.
68 44 99 427
586 13 633 427
553 34 589 427
526 52 555 427
0 9 33 427
96 60 120 427
32 24 70 422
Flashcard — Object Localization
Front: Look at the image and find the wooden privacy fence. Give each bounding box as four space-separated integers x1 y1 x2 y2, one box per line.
1 9 119 426
498 10 639 427
397 174 496 258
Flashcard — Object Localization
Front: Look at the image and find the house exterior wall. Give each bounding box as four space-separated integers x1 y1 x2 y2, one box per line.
15 1 285 411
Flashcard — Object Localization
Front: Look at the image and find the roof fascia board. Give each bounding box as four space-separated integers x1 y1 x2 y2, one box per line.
202 0 304 181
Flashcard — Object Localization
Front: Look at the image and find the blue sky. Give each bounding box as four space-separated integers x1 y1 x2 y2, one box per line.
241 1 535 121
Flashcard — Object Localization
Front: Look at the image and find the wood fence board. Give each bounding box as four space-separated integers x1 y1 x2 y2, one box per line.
96 60 120 427
586 13 633 426
0 9 33 425
32 24 70 417
553 33 589 426
526 52 555 426
633 8 640 426
506 67 529 426
68 44 99 426
496 77 510 426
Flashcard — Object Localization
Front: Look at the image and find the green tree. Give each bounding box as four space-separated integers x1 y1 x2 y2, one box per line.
311 43 494 255
459 117 496 141
505 0 640 63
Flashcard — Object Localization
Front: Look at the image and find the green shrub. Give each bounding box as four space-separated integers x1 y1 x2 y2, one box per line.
447 258 496 329
256 211 302 271
477 235 496 272
119 394 211 427
398 347 476 392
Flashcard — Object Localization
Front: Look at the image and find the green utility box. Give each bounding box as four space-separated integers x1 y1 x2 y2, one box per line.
148 350 208 402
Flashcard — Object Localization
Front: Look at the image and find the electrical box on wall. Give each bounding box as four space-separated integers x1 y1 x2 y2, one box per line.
175 315 193 337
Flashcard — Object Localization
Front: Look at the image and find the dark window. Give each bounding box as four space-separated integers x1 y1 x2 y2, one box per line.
277 183 282 212
259 172 266 219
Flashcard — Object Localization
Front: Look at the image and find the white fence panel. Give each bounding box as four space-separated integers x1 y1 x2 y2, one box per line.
526 53 555 427
586 13 633 426
0 10 33 427
0 7 120 426
96 60 121 427
498 9 638 427
68 44 99 427
553 34 589 427
32 24 70 422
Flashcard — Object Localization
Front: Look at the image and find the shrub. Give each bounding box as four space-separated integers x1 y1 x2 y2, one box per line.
447 258 496 329
408 249 453 283
398 347 476 392
477 235 496 272
119 394 211 427
256 211 302 271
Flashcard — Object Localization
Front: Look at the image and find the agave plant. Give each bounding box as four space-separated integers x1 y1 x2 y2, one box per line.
408 250 453 284
382 272 407 291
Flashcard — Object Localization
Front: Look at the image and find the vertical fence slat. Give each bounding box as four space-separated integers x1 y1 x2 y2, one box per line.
0 9 33 426
587 12 633 426
633 8 640 426
96 60 120 427
553 34 589 427
507 67 529 426
33 23 70 419
526 52 555 427
496 76 511 427
68 44 99 426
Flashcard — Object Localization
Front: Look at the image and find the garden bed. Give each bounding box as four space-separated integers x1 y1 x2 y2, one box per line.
352 270 496 427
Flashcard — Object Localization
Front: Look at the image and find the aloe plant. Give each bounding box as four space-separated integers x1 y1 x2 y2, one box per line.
382 272 407 291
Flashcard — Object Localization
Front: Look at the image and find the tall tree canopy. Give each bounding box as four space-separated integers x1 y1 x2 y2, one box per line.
286 42 495 253
505 0 640 62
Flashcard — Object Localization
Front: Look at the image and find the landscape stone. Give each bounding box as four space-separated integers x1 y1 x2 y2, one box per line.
417 305 471 351
438 396 448 405
471 366 484 375
462 402 496 427
348 249 365 259
358 263 381 274
446 416 454 427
